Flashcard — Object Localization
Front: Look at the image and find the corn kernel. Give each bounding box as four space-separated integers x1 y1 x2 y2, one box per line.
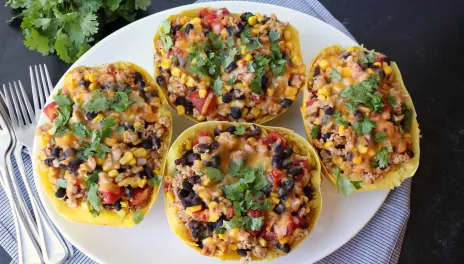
208 201 218 209
187 204 203 214
317 95 326 101
229 244 237 250
262 88 274 98
324 141 334 149
338 125 346 136
94 113 104 124
284 30 291 41
120 201 128 208
357 144 368 154
199 89 207 99
270 192 279 199
285 42 294 50
202 177 211 186
271 198 280 204
234 100 245 109
368 149 376 157
252 28 260 35
218 233 226 240
89 82 99 91
291 56 302 66
102 165 110 172
197 115 206 121
340 162 347 171
185 76 196 87
341 67 352 78
318 59 329 69
139 178 147 188
160 58 172 69
134 148 147 158
171 67 182 77
154 168 161 175
241 45 246 55
244 54 253 62
104 137 117 147
193 24 203 32
250 107 260 118
185 140 192 150
241 107 249 118
332 156 343 165
258 238 267 247
167 192 175 202
132 139 141 146
384 65 393 76
248 16 257 26
39 135 49 148
285 87 298 97
229 228 239 238
119 152 134 165
374 61 382 68
129 158 137 166
191 17 202 25
200 154 209 160
367 68 375 75
180 73 187 84
176 105 185 116
353 156 363 165
89 73 98 83
279 237 289 245
220 28 228 37
108 170 119 177
256 13 264 22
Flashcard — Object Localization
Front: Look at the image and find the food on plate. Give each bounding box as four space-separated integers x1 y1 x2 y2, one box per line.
153 7 306 123
35 61 172 226
163 121 321 261
301 45 420 193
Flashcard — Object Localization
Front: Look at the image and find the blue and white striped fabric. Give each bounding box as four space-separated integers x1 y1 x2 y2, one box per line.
0 1 410 263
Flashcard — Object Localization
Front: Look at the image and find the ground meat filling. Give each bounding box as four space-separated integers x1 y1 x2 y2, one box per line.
154 8 306 122
36 63 170 223
165 124 318 262
303 46 415 185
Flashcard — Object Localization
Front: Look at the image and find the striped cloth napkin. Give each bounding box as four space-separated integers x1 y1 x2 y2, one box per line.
0 1 410 263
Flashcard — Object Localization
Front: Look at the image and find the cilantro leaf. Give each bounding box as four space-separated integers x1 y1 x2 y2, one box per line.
359 50 376 67
376 146 393 169
222 217 242 230
111 90 134 112
251 78 263 94
212 77 223 97
220 182 247 201
341 75 383 112
330 68 342 81
79 13 99 37
351 181 363 190
149 175 162 186
132 209 144 224
334 112 350 126
402 107 413 132
226 75 236 86
223 48 239 68
333 168 359 196
82 92 112 113
100 117 117 138
269 31 280 42
70 123 89 138
269 42 286 76
353 116 376 136
243 216 264 231
375 131 387 142
54 94 72 106
251 164 268 191
54 31 72 63
117 126 125 135
85 171 99 189
23 28 51 55
241 27 263 51
229 160 245 178
206 167 225 182
135 0 151 10
310 126 319 139
87 183 101 214
386 93 398 108
233 126 246 135
55 178 67 189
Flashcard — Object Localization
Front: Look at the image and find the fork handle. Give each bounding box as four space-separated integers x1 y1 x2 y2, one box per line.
14 148 69 264
0 167 43 264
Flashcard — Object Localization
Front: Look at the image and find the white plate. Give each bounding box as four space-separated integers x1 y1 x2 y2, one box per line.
32 2 389 263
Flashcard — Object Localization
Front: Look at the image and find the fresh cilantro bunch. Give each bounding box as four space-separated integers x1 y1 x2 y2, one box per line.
7 0 152 63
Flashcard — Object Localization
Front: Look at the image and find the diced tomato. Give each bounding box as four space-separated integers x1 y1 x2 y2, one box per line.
174 30 186 41
189 90 217 116
192 209 208 221
197 8 210 18
247 209 264 218
216 8 230 17
209 18 224 34
164 182 170 192
226 208 235 218
43 102 59 121
263 131 283 146
215 115 228 121
131 188 150 206
269 168 284 187
195 132 210 144
263 231 277 241
285 219 296 236
294 159 311 171
306 98 318 107
100 188 124 204
251 94 264 104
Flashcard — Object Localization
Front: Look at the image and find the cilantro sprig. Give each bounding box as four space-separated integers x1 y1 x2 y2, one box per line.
83 89 135 114
353 116 376 136
333 168 362 196
51 92 73 136
341 75 384 112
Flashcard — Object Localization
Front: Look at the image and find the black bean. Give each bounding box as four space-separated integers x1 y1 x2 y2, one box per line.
225 61 237 73
285 147 293 158
175 158 185 166
124 122 134 130
182 180 193 190
261 75 269 91
214 128 222 137
237 249 248 257
191 226 203 239
236 22 245 35
44 158 54 167
64 148 76 158
323 105 334 115
142 139 153 149
171 25 182 35
321 132 332 142
226 26 235 36
274 203 285 214
156 76 166 87
85 111 96 120
261 184 272 195
203 160 212 167
303 186 314 200
185 150 201 165
184 104 194 115
188 220 198 230
197 144 210 153
280 99 292 108
158 66 163 73
282 179 295 192
282 159 293 169
114 200 122 211
134 72 145 88
59 163 68 170
249 124 261 136
144 166 154 179
335 144 345 149
406 150 414 158
282 243 290 253
221 92 233 103
210 140 219 150
178 189 202 207
230 107 242 119
288 167 303 177
196 241 203 249
125 186 135 197
277 186 288 200
146 91 158 98
353 110 363 121
188 176 200 186
226 126 236 134
240 12 253 22
272 154 284 169
383 57 392 65
103 204 113 210
55 188 66 199
153 137 161 149
211 155 220 168
375 68 385 79
274 144 284 155
314 66 321 77
78 80 91 88
341 52 351 59
175 96 186 106
185 23 194 34
345 152 353 161
68 160 82 174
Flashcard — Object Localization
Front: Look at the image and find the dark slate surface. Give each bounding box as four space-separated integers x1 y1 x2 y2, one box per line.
0 0 463 263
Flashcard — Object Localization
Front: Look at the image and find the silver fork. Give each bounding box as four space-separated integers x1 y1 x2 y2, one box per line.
0 98 42 264
31 64 74 259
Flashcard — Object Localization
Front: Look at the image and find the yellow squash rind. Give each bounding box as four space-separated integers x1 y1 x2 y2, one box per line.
301 45 420 191
153 8 305 124
163 121 322 260
38 61 172 227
